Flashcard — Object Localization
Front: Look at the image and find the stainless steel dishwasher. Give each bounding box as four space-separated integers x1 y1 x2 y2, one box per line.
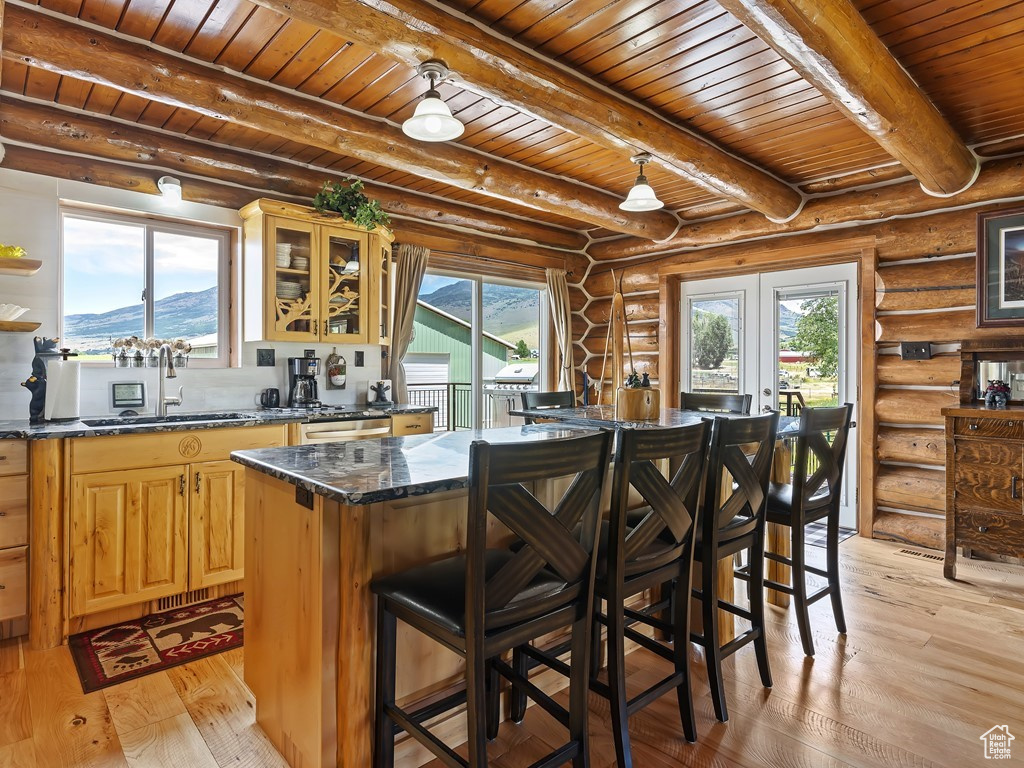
297 417 392 444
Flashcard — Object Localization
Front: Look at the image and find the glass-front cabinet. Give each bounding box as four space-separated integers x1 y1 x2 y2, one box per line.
240 199 394 344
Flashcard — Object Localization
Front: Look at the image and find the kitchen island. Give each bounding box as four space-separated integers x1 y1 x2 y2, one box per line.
231 424 597 768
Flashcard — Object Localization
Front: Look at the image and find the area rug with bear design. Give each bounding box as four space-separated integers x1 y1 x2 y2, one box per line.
69 594 243 693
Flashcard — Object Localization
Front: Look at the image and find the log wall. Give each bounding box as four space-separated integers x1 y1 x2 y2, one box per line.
573 199 1024 551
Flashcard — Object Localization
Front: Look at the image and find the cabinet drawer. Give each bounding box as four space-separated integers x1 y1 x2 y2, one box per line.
954 417 1024 439
391 413 434 437
954 441 1024 514
0 546 27 622
71 424 288 473
955 510 1024 557
0 440 27 476
0 475 28 548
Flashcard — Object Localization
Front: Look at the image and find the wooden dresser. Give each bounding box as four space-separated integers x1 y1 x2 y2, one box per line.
943 405 1024 578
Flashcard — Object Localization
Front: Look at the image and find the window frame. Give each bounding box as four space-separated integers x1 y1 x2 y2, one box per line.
59 206 233 369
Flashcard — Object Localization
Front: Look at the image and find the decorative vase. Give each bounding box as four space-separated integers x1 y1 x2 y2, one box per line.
615 387 660 420
985 390 1009 409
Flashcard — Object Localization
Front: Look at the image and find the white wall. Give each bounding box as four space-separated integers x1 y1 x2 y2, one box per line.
0 168 383 420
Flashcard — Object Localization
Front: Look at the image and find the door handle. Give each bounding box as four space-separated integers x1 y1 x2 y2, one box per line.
179 474 186 497
762 387 772 396
1013 476 1020 500
761 405 774 413
195 472 202 494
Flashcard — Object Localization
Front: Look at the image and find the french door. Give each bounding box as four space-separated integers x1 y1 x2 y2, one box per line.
681 263 859 528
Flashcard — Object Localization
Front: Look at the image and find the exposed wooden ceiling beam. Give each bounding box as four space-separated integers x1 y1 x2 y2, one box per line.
0 143 570 270
588 154 1023 260
252 0 803 223
0 97 587 251
3 5 674 241
717 0 978 196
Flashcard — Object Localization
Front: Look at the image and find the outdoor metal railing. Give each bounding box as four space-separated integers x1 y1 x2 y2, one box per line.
407 383 473 430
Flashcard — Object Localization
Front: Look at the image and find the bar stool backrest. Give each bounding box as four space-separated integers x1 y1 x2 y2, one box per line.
467 430 614 625
791 404 854 514
520 391 576 424
609 421 710 576
701 412 779 541
680 391 752 415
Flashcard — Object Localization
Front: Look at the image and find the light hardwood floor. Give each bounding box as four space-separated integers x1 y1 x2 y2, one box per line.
3 537 1023 768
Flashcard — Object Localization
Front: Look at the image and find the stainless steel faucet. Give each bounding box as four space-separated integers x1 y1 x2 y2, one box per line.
156 343 183 416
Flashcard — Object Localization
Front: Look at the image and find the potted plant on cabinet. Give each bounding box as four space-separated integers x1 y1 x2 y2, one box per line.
312 179 391 231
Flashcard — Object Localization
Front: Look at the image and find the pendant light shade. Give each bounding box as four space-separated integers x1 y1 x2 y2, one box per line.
402 61 464 143
618 152 664 212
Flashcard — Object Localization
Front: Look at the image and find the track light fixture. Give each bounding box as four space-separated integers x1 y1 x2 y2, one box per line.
618 152 664 212
402 61 465 143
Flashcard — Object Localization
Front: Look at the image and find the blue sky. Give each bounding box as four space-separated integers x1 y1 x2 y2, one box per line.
418 273 462 296
63 217 219 316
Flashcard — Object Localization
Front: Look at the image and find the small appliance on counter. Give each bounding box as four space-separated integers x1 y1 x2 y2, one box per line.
287 356 321 408
368 379 393 407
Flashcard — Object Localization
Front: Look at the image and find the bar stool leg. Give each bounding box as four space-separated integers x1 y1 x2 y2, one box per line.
749 536 773 687
826 512 847 634
486 660 500 740
672 576 697 743
465 639 489 766
702 553 728 723
569 610 592 768
790 523 815 657
510 647 527 723
606 583 632 768
373 606 397 768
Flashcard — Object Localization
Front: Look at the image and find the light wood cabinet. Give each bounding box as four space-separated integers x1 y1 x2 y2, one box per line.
0 440 29 632
70 466 188 616
241 199 394 344
190 460 245 589
68 425 287 615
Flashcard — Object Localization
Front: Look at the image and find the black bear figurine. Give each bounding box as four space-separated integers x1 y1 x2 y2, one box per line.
31 336 59 378
21 375 46 424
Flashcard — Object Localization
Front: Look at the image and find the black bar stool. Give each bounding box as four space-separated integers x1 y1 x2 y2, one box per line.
520 390 576 424
510 421 710 767
371 429 613 768
680 391 752 415
745 403 854 657
690 411 778 723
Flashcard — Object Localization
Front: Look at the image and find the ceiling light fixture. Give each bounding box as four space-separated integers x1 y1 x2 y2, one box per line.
157 175 182 203
402 61 465 143
619 152 664 212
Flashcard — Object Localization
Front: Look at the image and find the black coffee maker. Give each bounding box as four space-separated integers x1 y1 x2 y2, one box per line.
287 356 321 407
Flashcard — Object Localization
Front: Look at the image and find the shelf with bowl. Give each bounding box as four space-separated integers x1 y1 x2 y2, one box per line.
0 257 42 276
0 320 41 333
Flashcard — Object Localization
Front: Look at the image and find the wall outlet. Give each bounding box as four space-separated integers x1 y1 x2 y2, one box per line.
256 348 275 367
900 342 932 360
355 351 364 367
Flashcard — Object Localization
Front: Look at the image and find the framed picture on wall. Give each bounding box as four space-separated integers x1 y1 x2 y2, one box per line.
978 207 1024 327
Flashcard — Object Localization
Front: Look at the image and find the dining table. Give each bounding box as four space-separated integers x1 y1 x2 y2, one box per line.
509 403 800 643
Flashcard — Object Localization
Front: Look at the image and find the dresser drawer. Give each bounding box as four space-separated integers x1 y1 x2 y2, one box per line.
954 416 1024 440
955 510 1024 557
0 440 27 477
953 441 1024 514
0 546 27 622
0 475 28 548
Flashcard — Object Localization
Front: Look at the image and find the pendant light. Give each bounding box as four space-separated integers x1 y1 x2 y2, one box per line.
402 61 465 143
619 152 664 212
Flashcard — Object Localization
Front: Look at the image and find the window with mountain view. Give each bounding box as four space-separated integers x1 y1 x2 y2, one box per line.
61 210 230 366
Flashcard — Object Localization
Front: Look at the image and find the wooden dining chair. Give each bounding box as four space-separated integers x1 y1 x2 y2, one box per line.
690 411 778 723
371 429 613 768
520 390 576 424
742 403 854 657
508 421 710 766
680 391 752 415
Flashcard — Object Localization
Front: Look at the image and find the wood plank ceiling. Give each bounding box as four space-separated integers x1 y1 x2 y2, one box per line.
2 0 1023 252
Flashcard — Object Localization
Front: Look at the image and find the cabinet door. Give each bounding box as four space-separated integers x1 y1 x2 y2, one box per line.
266 215 319 341
320 226 369 343
374 237 394 346
190 460 245 589
954 440 1024 514
71 466 188 616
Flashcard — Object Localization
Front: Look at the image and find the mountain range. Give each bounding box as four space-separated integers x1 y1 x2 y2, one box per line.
65 286 218 354
419 281 541 348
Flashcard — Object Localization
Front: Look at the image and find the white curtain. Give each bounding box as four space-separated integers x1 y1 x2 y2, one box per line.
389 243 429 403
546 267 574 392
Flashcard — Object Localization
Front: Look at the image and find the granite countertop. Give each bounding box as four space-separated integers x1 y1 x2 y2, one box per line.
231 424 598 506
0 404 437 440
509 404 799 434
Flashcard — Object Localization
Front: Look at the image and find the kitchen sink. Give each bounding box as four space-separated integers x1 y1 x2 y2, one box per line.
81 412 253 427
